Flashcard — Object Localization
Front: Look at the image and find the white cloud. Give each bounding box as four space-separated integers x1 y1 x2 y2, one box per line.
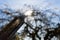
0 0 60 10
3 0 47 9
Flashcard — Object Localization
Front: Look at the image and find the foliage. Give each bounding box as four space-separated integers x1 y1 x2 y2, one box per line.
0 6 60 40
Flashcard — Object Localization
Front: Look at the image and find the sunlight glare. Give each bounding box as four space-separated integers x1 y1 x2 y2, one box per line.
24 10 33 16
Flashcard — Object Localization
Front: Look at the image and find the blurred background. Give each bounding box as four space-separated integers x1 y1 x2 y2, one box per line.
0 0 60 40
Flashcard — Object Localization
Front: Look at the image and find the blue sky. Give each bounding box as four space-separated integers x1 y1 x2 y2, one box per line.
0 1 60 39
0 0 60 27
0 0 60 9
0 0 60 26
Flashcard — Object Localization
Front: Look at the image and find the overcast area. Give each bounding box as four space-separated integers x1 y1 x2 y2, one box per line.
0 0 60 10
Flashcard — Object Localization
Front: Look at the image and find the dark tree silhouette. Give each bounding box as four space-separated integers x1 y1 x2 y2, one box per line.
0 6 60 40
